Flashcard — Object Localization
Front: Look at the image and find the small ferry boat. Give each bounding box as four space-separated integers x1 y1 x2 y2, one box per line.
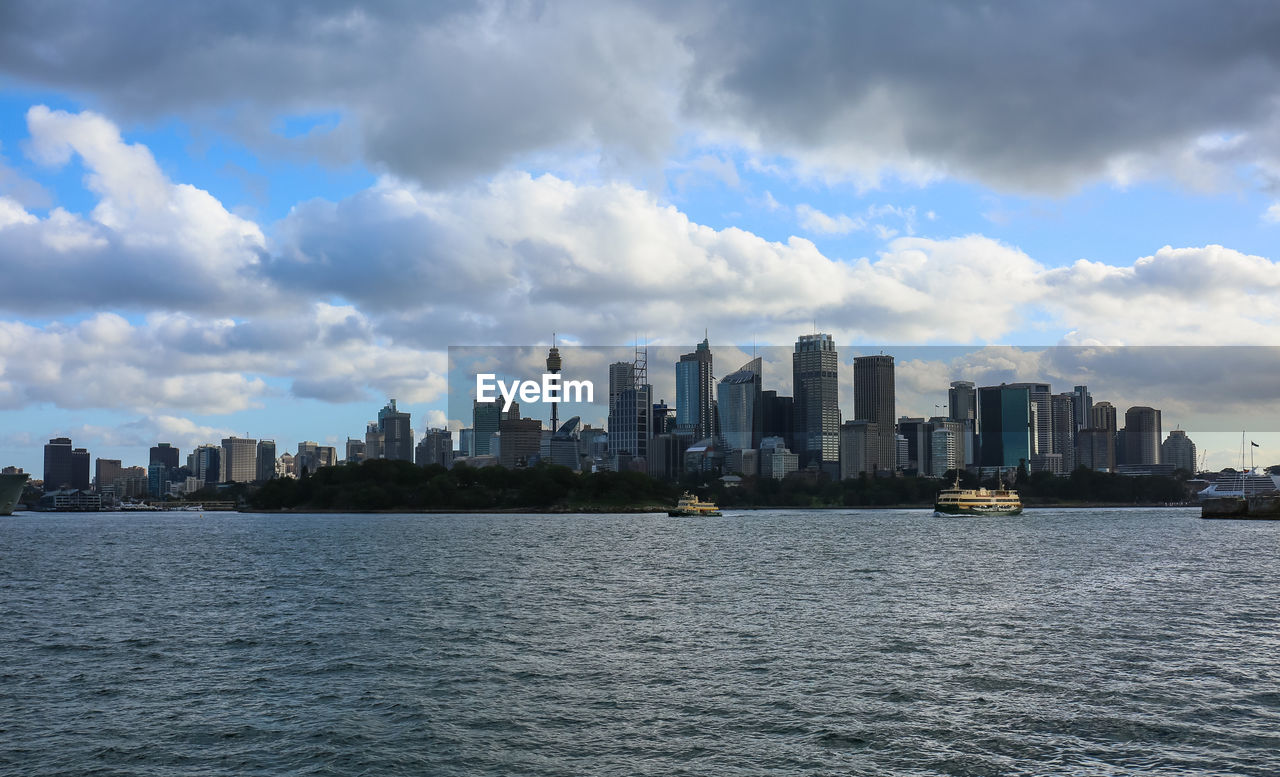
934 480 1023 516
668 492 722 517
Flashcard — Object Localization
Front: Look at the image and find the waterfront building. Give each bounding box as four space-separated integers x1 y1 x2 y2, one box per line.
977 385 1032 469
1049 392 1077 474
95 458 123 493
147 463 168 497
792 333 840 469
676 338 715 441
896 417 928 473
1124 406 1162 466
761 391 794 444
364 422 384 460
1076 428 1114 472
717 357 763 452
221 436 258 483
499 415 542 468
256 440 277 482
416 428 455 468
1162 429 1197 473
854 354 896 473
608 361 635 422
43 437 73 492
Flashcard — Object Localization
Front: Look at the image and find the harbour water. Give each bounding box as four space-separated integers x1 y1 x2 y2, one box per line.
2 508 1279 775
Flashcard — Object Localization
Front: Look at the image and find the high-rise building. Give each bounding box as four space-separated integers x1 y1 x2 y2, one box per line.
150 442 179 470
1072 385 1093 433
854 354 896 473
1162 429 1197 473
193 444 221 485
499 416 542 468
95 458 123 492
43 437 73 491
70 447 90 491
948 381 976 423
551 417 583 471
377 399 414 462
416 428 455 468
472 400 501 456
608 361 635 422
345 437 366 464
792 333 840 469
839 420 877 479
221 437 258 483
458 428 475 458
1076 429 1114 472
364 422 384 460
717 357 762 452
676 338 715 441
977 385 1033 469
256 440 277 482
931 426 962 477
1050 393 1077 474
1123 406 1162 466
608 350 652 469
761 391 794 444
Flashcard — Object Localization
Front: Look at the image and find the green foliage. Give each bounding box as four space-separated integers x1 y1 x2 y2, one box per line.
248 459 680 511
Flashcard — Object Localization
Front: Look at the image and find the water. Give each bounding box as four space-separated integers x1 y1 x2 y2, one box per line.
2 508 1279 776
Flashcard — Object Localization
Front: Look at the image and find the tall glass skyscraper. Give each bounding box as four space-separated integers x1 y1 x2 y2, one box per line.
792 334 840 469
717 357 762 452
675 337 714 441
977 384 1032 469
853 354 895 472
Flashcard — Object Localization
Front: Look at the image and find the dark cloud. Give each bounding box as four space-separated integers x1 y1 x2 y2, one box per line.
4 1 1280 190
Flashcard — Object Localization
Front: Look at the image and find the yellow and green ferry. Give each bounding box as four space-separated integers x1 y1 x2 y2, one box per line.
934 481 1023 516
668 492 722 517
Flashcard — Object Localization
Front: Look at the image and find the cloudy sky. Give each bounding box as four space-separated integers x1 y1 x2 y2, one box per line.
2 0 1280 474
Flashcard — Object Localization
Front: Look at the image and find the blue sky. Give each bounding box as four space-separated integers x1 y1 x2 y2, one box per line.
2 1 1280 475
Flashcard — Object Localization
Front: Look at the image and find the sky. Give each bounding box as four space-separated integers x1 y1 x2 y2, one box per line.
2 0 1280 474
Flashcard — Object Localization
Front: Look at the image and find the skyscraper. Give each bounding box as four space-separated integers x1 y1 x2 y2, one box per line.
854 354 896 472
473 400 501 456
43 437 73 491
977 385 1032 469
378 398 414 461
193 444 221 486
1072 385 1093 432
948 381 976 423
792 333 839 469
70 447 90 491
676 337 714 441
256 440 277 482
416 428 455 468
221 437 258 483
717 357 763 452
1162 429 1197 473
1050 392 1077 474
1123 406 1162 466
150 442 179 471
546 343 562 433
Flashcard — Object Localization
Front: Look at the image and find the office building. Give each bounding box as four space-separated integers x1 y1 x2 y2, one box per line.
377 398 414 461
416 428 455 468
760 436 799 480
948 381 976 423
345 437 366 464
1072 385 1093 432
854 354 896 473
458 428 475 458
608 351 652 468
221 436 258 483
792 333 840 469
1049 393 1076 474
499 415 542 468
43 437 73 491
931 426 961 477
839 420 877 479
676 337 715 441
717 357 763 452
1162 429 1197 473
473 400 501 456
150 442 179 471
977 385 1033 469
193 444 221 486
95 458 123 493
256 440 277 482
1076 429 1114 472
761 391 794 444
1123 406 1162 466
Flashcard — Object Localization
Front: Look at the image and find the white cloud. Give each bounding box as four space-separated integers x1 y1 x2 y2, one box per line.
795 203 865 235
1264 203 1280 223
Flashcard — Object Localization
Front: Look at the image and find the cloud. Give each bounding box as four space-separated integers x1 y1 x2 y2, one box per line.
795 203 864 235
0 107 272 315
4 3 1280 193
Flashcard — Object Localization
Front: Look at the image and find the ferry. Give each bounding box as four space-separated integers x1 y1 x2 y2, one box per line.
934 480 1023 516
668 492 722 517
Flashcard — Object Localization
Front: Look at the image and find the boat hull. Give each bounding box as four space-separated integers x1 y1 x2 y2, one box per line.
934 503 1022 517
668 509 722 517
0 473 29 515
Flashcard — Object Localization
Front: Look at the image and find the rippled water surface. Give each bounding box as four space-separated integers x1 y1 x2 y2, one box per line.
3 508 1280 775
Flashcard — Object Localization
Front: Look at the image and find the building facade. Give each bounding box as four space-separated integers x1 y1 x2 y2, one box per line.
792 333 840 469
854 354 896 473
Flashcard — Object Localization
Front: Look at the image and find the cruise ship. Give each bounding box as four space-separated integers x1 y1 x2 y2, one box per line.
0 473 29 515
1195 469 1280 500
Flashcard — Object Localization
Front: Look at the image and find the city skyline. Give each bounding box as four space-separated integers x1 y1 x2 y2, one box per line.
4 5 1280 476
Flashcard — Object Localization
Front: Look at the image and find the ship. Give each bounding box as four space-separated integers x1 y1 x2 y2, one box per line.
668 492 722 517
0 473 30 515
934 480 1023 516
